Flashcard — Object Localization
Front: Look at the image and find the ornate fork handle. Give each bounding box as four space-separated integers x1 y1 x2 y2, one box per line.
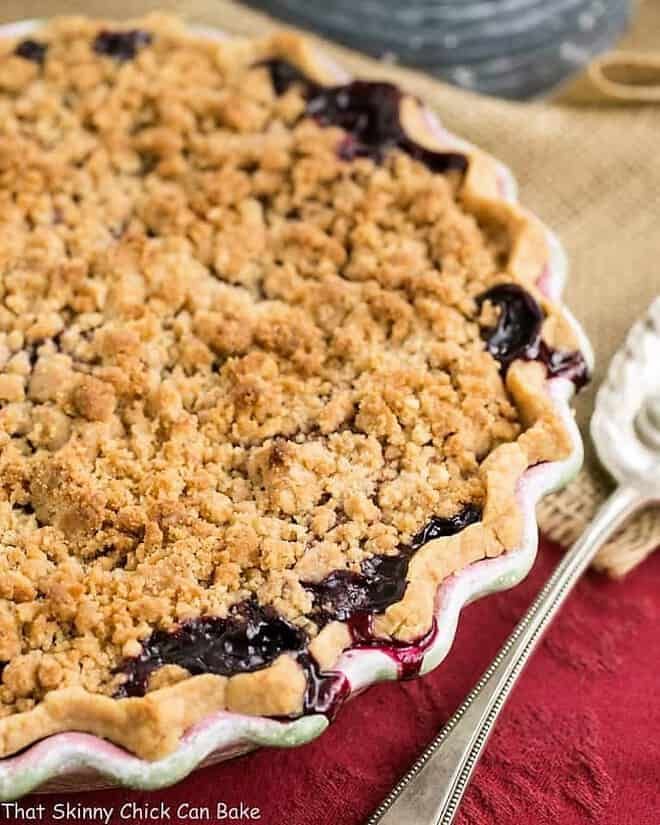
366 484 646 825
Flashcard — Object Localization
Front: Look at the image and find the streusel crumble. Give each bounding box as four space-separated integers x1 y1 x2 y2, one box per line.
0 15 587 759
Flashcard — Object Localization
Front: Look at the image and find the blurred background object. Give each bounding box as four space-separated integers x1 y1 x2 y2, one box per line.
244 0 632 98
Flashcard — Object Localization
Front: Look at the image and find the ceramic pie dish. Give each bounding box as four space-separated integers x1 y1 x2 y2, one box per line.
0 14 593 799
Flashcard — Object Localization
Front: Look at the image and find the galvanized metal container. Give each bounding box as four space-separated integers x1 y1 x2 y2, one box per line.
245 0 631 98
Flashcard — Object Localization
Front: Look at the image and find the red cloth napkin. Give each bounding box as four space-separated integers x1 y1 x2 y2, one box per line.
21 538 660 824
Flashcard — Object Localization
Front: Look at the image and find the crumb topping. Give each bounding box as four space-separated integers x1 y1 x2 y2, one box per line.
0 16 525 717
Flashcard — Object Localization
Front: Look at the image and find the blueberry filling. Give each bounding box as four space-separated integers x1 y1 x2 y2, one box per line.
116 601 306 698
477 284 543 368
348 614 438 679
262 58 311 96
478 283 590 389
304 552 411 626
15 39 48 65
534 340 590 391
297 616 438 720
261 59 467 174
303 505 482 628
411 503 482 548
116 505 483 707
93 30 152 61
298 653 351 718
300 604 439 717
306 81 468 173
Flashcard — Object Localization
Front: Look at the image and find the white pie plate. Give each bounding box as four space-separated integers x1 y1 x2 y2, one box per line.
0 19 593 800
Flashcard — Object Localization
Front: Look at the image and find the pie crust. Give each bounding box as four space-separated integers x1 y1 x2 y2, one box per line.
0 15 587 761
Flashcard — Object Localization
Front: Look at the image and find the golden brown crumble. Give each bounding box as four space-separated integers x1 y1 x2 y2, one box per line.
0 16 577 744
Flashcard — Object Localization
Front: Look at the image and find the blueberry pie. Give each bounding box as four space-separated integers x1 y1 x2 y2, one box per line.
0 16 588 760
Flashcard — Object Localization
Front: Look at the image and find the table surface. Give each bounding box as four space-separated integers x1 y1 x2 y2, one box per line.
19 537 660 824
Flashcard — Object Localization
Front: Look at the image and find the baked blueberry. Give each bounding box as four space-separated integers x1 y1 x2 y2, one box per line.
93 29 152 61
14 39 48 64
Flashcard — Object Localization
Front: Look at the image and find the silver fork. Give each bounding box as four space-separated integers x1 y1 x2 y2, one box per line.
366 298 660 825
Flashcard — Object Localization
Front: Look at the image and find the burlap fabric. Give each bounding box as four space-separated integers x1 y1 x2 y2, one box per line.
2 0 658 576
